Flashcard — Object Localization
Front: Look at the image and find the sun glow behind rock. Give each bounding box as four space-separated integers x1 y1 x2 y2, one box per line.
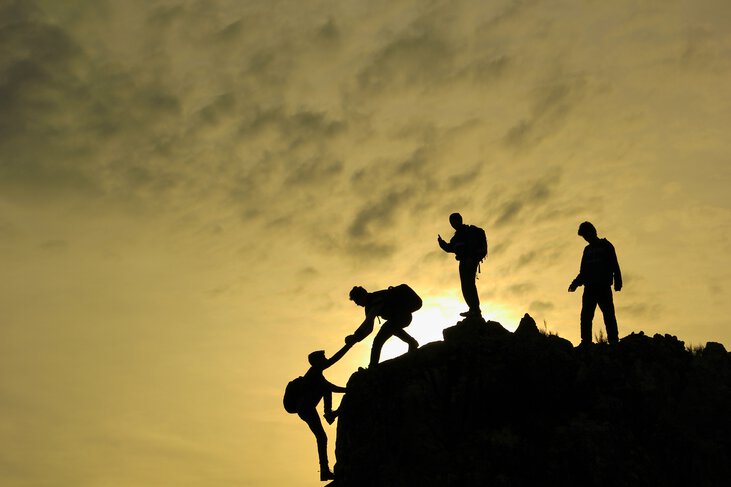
378 292 521 362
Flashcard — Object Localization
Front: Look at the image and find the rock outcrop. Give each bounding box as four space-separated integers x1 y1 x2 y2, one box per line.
334 316 731 487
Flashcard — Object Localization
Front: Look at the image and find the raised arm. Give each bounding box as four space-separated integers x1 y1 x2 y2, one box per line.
437 234 453 253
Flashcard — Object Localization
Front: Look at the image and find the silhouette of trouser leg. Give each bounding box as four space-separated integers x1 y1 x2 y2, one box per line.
580 288 598 344
595 286 619 343
582 286 618 343
298 407 330 474
322 389 333 416
369 314 416 367
458 258 480 311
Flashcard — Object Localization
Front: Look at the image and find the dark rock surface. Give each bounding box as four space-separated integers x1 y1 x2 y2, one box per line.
334 316 731 487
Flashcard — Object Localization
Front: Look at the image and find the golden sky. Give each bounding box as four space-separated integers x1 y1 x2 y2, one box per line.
1 0 730 485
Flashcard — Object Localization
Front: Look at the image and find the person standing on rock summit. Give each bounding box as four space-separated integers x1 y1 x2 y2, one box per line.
568 221 623 345
437 213 488 318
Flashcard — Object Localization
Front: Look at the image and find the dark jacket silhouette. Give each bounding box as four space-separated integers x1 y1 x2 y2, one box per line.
347 285 419 367
569 221 622 344
437 212 486 317
295 344 351 481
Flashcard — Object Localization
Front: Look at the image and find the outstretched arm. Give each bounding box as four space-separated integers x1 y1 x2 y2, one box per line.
323 342 354 369
347 304 381 343
326 380 347 393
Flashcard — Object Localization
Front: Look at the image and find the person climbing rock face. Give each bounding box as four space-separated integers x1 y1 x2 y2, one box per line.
283 343 352 481
347 284 421 367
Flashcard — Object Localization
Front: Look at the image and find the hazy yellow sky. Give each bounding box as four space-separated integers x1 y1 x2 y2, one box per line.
1 0 730 485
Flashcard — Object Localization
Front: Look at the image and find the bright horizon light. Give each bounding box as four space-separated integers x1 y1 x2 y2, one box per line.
378 292 522 362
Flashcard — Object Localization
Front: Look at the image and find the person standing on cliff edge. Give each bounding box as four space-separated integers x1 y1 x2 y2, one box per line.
437 213 488 318
568 221 623 345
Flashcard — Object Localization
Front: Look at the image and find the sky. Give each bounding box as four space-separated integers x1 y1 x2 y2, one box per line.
1 0 730 485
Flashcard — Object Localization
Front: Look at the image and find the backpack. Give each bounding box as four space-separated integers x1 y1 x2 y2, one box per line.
380 284 423 318
283 376 306 414
466 225 488 261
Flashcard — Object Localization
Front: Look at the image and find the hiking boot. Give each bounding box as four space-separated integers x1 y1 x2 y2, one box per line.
320 469 335 481
323 409 338 425
460 308 481 317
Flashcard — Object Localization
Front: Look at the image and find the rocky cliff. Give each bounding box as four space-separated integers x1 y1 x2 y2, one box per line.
334 315 731 487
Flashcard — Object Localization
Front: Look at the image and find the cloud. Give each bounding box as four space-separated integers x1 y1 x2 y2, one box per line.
447 166 482 190
223 105 350 231
468 54 511 83
1 1 354 213
356 10 457 94
315 18 340 43
529 300 554 313
348 188 415 239
618 302 663 318
514 250 538 270
284 159 344 186
493 169 562 227
506 282 536 296
0 1 189 204
297 266 319 279
0 2 94 193
342 140 468 258
0 218 17 240
708 282 723 296
345 240 397 260
194 92 238 129
237 107 346 143
40 239 68 252
679 25 729 72
145 3 186 31
494 200 524 227
503 76 587 149
479 0 539 30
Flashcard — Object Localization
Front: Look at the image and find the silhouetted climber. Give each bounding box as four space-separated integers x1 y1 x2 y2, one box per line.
568 221 623 345
346 284 421 367
437 213 488 317
283 343 352 481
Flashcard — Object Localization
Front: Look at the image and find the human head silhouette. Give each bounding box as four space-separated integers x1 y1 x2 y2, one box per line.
308 350 327 368
349 286 368 307
449 212 463 230
578 221 598 243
